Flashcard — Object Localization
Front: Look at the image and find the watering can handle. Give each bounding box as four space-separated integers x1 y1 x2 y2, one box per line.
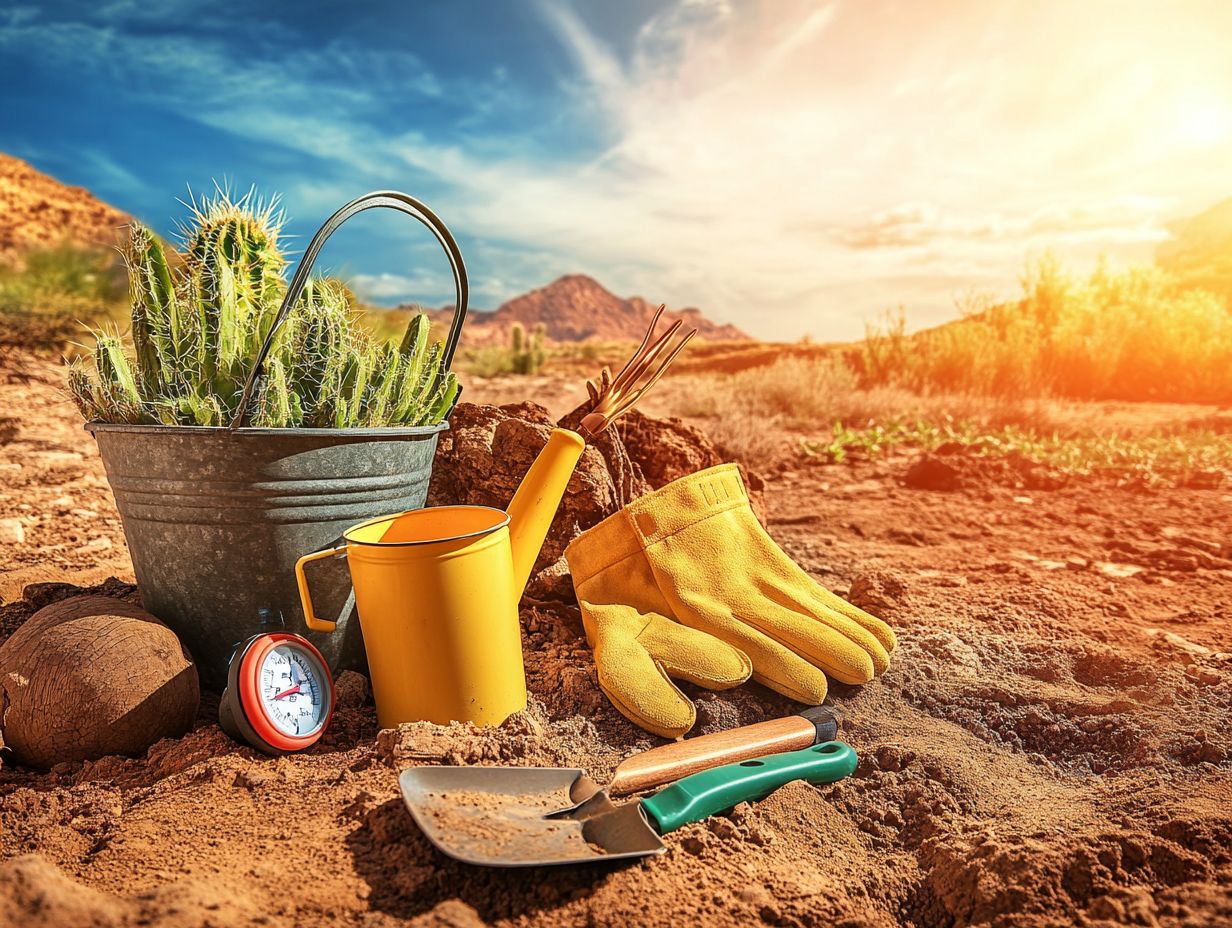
295 546 348 632
229 191 469 429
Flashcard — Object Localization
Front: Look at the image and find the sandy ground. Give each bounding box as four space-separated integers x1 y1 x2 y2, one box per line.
1 351 1231 927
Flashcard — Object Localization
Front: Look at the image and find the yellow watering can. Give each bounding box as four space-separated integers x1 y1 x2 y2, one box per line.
295 309 694 729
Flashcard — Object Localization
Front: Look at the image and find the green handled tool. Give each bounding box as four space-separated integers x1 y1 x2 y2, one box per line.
398 741 857 867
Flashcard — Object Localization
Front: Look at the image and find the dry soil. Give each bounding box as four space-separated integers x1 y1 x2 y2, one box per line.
1 352 1230 928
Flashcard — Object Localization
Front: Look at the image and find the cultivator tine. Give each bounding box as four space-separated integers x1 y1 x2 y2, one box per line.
579 305 696 438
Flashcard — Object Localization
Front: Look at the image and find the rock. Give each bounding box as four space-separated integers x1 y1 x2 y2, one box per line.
0 518 24 545
934 441 966 456
1065 556 1089 571
334 670 371 709
887 527 928 546
1157 553 1201 572
234 767 275 790
1160 529 1222 554
21 578 137 611
1143 628 1212 657
904 456 961 491
847 571 908 613
1184 470 1225 489
408 900 488 928
0 595 199 769
20 581 81 609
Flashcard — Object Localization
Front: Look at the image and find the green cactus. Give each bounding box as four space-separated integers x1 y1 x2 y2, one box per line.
127 224 179 398
66 189 457 430
509 321 547 375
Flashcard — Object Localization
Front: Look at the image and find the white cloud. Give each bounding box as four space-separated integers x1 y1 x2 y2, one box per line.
6 1 1232 338
350 272 435 302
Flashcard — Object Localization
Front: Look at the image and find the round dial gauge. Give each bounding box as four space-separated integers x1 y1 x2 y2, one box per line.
219 632 335 756
258 643 329 738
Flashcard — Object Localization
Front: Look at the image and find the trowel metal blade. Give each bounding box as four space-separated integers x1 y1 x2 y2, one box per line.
398 766 665 867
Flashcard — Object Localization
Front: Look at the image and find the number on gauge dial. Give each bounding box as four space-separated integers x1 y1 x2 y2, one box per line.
258 645 326 737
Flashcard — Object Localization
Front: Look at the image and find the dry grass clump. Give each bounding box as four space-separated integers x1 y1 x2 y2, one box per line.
662 350 1230 467
0 244 126 352
668 356 1045 460
861 255 1232 404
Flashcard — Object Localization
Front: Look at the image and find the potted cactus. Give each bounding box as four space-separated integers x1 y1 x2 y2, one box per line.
67 190 468 686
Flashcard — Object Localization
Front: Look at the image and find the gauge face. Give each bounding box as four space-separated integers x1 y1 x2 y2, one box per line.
257 643 328 738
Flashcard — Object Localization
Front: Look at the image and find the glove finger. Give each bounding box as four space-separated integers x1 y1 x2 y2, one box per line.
671 593 830 705
697 585 883 685
638 612 751 690
582 603 699 739
763 581 892 678
809 585 897 654
745 519 898 656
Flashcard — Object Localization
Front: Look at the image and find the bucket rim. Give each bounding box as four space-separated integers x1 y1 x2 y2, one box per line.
84 421 450 438
344 504 511 547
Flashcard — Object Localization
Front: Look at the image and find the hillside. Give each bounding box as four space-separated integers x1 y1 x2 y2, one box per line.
418 274 749 344
1157 196 1232 303
0 154 130 265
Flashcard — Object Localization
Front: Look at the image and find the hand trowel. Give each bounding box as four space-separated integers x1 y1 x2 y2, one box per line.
399 740 857 867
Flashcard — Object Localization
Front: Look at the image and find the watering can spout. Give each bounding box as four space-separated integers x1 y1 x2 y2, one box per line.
506 428 587 599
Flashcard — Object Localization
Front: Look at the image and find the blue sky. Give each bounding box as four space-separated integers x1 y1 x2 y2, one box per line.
2 1 1231 339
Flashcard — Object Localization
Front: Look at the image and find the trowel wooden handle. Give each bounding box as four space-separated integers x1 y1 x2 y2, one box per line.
607 707 840 796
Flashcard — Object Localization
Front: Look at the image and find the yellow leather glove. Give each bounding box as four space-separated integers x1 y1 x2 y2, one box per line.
565 511 752 738
569 464 895 732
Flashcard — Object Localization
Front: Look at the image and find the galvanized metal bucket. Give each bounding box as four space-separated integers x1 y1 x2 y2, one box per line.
85 191 468 688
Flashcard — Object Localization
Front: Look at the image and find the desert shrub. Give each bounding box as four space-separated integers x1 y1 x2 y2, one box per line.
674 356 858 424
66 191 458 428
861 255 1232 404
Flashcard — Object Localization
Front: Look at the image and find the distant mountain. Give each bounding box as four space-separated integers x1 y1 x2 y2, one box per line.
418 274 749 344
0 154 131 265
0 155 749 343
1157 196 1232 303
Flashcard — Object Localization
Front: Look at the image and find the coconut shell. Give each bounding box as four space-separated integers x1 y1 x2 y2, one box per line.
0 595 198 769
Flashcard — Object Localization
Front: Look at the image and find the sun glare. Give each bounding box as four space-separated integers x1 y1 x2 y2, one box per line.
1172 94 1232 146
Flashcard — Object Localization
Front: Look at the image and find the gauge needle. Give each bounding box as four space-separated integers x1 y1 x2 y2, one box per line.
274 685 301 700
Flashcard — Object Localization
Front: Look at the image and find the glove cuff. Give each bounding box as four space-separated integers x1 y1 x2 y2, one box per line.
624 463 748 546
566 463 749 582
564 505 645 585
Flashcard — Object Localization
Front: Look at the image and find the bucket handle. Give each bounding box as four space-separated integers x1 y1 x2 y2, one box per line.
229 190 469 429
295 546 348 632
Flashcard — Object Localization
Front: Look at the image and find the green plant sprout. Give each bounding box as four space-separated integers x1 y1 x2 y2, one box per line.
67 190 459 428
801 418 1231 488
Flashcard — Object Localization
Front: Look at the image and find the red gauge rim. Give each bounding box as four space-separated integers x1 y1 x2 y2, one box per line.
238 632 335 753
